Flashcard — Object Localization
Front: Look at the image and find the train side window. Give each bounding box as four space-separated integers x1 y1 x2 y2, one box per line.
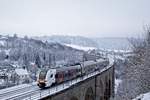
55 74 58 78
78 69 80 72
50 74 53 78
65 72 67 77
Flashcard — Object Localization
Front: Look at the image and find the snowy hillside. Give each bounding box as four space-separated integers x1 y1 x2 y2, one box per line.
34 35 98 48
33 35 131 50
64 44 96 51
93 37 131 50
0 34 85 89
0 35 84 69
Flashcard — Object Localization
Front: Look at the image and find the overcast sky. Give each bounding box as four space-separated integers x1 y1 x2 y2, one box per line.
0 0 150 37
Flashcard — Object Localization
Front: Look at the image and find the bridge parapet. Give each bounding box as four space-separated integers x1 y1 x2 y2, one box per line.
42 65 115 100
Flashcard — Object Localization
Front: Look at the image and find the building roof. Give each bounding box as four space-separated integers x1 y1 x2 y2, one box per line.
15 69 29 76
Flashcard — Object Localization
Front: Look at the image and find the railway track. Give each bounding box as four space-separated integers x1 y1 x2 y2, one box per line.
0 84 38 100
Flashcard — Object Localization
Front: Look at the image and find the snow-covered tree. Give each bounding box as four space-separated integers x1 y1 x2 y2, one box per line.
116 27 150 99
35 53 41 68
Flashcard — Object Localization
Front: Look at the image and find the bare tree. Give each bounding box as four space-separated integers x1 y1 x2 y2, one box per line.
116 26 150 100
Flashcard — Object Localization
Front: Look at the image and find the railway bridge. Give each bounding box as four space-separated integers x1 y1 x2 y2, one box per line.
43 65 114 100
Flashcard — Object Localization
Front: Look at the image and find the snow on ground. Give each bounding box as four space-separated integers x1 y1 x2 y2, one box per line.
115 79 122 93
64 44 96 51
0 81 37 95
108 54 115 65
5 49 10 55
133 92 150 100
15 68 29 75
0 84 30 94
99 48 132 53
115 55 125 60
0 79 5 85
0 40 5 46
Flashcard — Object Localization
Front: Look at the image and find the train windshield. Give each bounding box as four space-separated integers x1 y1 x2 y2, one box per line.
39 70 47 80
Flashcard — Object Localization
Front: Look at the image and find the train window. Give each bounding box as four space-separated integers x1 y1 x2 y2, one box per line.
78 69 80 72
68 71 71 76
76 69 78 72
55 74 58 78
50 74 53 78
39 70 47 79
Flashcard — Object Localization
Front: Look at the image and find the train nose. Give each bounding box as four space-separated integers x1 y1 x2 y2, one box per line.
37 80 47 88
38 79 47 83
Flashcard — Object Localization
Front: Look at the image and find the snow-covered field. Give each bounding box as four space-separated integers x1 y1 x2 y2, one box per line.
64 44 96 51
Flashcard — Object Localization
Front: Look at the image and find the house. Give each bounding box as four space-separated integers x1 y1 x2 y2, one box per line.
14 68 30 84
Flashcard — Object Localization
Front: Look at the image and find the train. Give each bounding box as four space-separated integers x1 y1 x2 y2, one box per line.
37 58 109 88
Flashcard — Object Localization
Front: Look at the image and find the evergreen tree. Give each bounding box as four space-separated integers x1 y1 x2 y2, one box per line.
35 54 41 68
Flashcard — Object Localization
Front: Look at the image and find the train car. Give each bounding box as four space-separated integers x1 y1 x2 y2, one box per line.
81 58 109 75
37 65 81 88
54 65 81 84
81 60 97 75
95 58 109 70
37 58 109 88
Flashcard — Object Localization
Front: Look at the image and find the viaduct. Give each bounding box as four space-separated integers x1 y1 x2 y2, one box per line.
42 65 115 100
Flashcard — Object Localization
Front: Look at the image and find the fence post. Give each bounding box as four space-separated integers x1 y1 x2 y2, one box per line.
56 86 57 91
49 88 50 94
76 78 77 83
68 81 70 86
30 94 31 100
40 91 41 98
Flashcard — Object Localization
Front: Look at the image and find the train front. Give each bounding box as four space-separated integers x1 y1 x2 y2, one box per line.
37 70 48 88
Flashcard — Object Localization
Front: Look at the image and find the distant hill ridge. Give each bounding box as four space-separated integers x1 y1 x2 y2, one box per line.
34 35 131 50
34 35 98 48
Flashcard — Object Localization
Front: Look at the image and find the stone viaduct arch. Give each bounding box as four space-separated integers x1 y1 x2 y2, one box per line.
70 96 78 100
84 87 95 100
97 79 105 100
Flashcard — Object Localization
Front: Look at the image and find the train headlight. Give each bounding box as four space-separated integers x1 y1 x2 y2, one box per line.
44 80 47 82
38 80 47 83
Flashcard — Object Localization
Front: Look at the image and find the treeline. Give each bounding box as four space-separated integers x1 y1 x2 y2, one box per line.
116 27 150 99
0 34 84 70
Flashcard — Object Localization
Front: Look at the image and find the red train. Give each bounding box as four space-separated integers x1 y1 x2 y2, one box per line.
37 58 109 88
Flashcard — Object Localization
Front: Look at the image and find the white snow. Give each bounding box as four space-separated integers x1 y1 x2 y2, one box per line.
5 49 10 55
15 69 29 76
64 44 96 51
0 84 30 95
115 79 122 93
99 48 132 53
115 55 125 60
108 54 115 65
0 40 5 46
0 79 5 85
133 92 150 100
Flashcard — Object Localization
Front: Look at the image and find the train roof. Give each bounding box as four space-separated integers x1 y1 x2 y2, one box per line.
82 60 97 66
96 58 108 63
82 58 108 66
39 58 108 73
50 64 81 72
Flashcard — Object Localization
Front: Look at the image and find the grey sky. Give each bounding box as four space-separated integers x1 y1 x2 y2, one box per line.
0 0 150 37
